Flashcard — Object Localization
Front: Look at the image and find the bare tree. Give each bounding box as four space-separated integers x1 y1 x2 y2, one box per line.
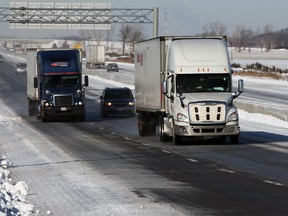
128 25 146 54
105 26 116 52
79 30 90 41
118 24 133 55
203 21 227 35
91 30 106 45
232 25 245 52
262 24 275 52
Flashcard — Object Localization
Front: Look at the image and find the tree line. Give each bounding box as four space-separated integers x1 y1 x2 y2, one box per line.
74 22 288 55
202 21 288 52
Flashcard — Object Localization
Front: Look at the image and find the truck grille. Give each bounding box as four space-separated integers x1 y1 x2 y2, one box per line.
54 95 73 106
189 102 226 123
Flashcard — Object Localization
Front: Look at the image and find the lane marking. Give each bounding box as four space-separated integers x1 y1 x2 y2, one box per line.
187 158 198 163
217 168 235 174
162 150 171 154
264 180 283 186
141 143 150 147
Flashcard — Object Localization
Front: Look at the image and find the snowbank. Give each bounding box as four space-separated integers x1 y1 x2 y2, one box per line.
0 157 36 216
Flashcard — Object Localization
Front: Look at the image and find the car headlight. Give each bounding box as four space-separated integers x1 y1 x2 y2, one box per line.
128 102 134 106
177 113 189 122
105 102 112 106
228 111 238 121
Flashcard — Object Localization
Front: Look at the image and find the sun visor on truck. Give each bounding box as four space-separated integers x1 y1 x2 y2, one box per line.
38 50 80 75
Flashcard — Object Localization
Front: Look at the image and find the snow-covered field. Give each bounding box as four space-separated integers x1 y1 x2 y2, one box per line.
0 48 288 215
230 47 288 69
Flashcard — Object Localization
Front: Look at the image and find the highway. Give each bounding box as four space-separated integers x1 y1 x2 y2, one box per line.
0 57 288 215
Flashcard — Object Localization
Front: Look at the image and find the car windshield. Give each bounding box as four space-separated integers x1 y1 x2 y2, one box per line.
17 63 26 67
105 89 132 99
176 74 231 93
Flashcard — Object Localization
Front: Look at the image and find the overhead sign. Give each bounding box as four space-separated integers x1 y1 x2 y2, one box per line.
9 1 111 30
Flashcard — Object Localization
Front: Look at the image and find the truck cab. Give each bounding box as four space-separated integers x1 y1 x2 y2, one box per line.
28 49 88 122
163 37 243 144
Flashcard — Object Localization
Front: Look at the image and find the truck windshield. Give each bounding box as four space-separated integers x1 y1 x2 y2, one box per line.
176 74 231 93
44 75 79 88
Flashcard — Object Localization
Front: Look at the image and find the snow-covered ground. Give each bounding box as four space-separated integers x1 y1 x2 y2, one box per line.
1 48 288 215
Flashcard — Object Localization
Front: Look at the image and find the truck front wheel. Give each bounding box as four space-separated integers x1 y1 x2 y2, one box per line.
172 121 182 145
230 134 239 144
41 115 48 122
159 116 170 142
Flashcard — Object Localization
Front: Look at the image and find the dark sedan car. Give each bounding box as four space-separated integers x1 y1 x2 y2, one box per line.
0 54 3 63
16 62 27 74
100 87 135 117
106 63 119 72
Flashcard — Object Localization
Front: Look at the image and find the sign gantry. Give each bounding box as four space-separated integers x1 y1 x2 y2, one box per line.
0 2 159 36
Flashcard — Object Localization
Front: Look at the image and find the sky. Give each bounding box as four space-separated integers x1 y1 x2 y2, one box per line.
1 0 288 38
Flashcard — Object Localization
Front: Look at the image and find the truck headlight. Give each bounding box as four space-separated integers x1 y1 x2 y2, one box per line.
228 111 238 121
177 113 189 122
76 89 81 98
45 90 51 96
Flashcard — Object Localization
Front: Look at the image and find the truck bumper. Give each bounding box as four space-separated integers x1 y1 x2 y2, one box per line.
42 106 85 118
174 121 240 137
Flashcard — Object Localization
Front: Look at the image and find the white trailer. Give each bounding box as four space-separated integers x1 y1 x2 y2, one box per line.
26 49 38 116
85 45 105 69
134 36 244 145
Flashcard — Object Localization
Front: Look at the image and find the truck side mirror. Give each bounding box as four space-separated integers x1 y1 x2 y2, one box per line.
162 80 167 94
238 79 244 93
33 77 38 88
84 75 89 87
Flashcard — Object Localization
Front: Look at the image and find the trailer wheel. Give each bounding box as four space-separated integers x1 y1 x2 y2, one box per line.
138 122 151 136
159 116 170 142
28 100 37 116
138 112 156 136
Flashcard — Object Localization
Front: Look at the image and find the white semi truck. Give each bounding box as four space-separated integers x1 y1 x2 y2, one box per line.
134 36 244 145
85 45 105 69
